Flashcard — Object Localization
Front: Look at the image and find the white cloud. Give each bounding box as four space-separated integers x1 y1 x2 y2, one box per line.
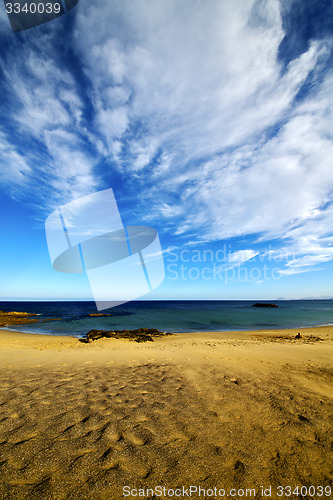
43 129 97 202
97 107 129 143
214 248 259 274
0 131 31 184
72 0 332 273
0 0 332 279
0 33 99 208
192 69 333 240
129 138 158 172
75 0 325 160
1 52 74 135
229 250 259 263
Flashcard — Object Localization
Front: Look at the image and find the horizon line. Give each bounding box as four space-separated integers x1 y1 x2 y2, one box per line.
1 298 332 302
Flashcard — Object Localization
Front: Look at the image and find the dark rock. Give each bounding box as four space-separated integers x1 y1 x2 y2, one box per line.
0 311 37 317
251 303 278 308
295 332 302 339
0 311 39 327
40 318 61 322
87 312 132 317
79 328 174 343
87 313 112 317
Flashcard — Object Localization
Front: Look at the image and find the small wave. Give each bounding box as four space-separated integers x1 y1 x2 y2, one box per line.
104 311 132 317
0 326 79 337
254 323 279 327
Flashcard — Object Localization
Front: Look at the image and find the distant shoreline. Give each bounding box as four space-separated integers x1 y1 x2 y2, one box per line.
1 323 333 339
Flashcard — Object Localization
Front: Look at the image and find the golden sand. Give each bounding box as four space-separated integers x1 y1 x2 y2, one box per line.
0 326 332 499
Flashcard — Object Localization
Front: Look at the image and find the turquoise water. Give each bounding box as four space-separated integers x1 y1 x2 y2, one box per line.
1 300 333 338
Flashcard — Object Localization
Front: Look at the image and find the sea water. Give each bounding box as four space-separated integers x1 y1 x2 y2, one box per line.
1 300 333 338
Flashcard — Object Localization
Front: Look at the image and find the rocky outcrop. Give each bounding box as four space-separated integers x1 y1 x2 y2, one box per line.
251 303 278 308
0 311 39 327
87 312 132 317
87 313 112 317
79 328 173 343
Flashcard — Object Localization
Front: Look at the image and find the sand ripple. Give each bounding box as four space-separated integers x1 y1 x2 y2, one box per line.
0 359 332 499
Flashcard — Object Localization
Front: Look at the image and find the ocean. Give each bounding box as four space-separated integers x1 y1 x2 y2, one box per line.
1 300 333 338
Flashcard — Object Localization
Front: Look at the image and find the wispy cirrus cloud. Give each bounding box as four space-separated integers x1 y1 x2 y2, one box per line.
0 30 99 208
71 1 332 240
0 131 31 185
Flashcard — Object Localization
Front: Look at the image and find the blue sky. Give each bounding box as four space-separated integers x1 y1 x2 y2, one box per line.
0 0 333 301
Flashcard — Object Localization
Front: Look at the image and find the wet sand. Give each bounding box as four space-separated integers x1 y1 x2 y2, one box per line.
0 326 332 499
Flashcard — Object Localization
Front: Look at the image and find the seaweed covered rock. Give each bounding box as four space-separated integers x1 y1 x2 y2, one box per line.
0 311 39 327
87 313 112 317
80 328 173 343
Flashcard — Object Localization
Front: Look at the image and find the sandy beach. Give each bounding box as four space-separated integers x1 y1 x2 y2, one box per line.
0 326 332 499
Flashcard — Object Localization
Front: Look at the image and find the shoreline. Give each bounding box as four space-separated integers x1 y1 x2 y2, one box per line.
0 324 332 369
1 321 333 339
1 323 333 339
